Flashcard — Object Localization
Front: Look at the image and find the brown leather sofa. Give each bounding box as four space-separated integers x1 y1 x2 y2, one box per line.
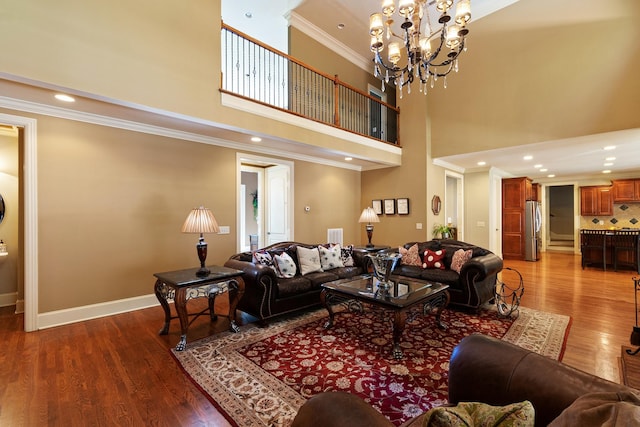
292 334 639 427
386 239 503 309
224 242 367 324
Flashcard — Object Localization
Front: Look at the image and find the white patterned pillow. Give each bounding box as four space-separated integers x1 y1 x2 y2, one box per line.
273 252 296 278
296 246 323 275
341 245 355 267
319 244 344 270
252 250 276 273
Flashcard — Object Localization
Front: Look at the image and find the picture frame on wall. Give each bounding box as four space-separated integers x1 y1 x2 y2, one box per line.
372 199 383 215
397 198 409 215
384 199 396 215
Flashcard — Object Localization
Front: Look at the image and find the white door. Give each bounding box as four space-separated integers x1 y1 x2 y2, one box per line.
266 165 290 245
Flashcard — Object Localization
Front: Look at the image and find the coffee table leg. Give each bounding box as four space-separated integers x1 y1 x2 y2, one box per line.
154 279 172 335
320 289 335 329
433 291 450 330
174 288 189 351
392 310 408 359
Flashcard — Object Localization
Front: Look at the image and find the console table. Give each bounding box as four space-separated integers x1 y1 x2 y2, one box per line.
153 265 245 351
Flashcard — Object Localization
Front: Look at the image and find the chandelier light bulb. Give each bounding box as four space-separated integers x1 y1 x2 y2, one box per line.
398 0 416 19
436 0 453 13
445 25 461 49
370 13 384 37
388 42 402 65
382 0 395 17
455 0 471 25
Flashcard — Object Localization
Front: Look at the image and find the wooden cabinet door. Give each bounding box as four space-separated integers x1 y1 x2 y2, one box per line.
597 187 613 216
613 179 637 202
580 187 597 216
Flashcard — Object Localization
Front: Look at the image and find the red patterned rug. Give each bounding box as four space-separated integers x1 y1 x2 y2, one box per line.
171 306 570 427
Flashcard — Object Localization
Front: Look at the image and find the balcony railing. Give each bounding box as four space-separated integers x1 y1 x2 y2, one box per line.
220 23 400 146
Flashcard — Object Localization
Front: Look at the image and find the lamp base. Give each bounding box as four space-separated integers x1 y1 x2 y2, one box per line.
196 266 210 277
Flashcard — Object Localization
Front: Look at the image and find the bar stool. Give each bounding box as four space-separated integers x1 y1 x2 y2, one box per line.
580 229 607 270
614 230 638 271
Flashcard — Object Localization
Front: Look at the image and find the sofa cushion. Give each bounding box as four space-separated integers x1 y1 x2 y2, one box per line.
319 244 345 270
423 249 446 269
451 249 473 273
548 391 640 427
273 252 297 278
400 243 422 266
420 268 461 288
330 266 363 279
297 246 323 275
421 400 535 427
303 271 340 288
393 264 424 279
277 276 313 297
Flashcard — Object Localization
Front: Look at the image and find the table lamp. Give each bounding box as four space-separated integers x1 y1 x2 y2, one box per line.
358 207 380 248
182 206 220 277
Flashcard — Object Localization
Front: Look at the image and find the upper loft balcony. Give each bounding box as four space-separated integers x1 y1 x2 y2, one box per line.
219 23 403 170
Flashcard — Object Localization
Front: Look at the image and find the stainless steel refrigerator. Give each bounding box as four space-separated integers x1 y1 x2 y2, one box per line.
525 200 541 261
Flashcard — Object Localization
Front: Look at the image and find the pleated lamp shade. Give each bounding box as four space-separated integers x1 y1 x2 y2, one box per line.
181 207 220 234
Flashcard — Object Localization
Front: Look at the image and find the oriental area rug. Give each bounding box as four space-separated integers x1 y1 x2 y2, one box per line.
171 306 570 427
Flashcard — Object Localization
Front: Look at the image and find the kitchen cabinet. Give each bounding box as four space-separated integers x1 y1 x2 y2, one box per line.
612 179 640 202
580 186 613 216
502 177 535 260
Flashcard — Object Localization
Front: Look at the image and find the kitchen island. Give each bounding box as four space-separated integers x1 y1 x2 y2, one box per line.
580 229 639 271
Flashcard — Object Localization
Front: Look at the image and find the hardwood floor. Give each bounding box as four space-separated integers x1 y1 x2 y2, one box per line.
0 251 637 426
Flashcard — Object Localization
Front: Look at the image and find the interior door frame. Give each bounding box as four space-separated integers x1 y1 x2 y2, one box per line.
236 153 294 252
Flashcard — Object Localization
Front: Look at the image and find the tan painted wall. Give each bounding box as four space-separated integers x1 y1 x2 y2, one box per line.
428 2 640 158
0 108 359 313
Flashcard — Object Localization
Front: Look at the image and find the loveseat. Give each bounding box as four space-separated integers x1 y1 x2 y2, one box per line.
384 239 503 309
224 242 367 324
292 334 640 427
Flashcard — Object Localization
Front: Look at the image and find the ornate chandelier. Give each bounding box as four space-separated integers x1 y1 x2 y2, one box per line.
369 0 471 96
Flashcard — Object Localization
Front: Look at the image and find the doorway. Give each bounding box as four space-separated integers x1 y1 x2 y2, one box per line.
444 171 464 241
237 154 293 252
547 184 575 252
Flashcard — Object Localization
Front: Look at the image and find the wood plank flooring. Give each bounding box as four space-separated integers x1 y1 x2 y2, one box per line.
0 251 637 426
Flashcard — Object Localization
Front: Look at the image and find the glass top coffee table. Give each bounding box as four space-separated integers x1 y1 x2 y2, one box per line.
320 275 450 359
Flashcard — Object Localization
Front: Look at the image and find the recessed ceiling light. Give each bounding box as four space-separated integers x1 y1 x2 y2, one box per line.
603 170 612 174
606 156 616 161
523 155 533 160
245 12 252 18
337 23 345 30
604 145 616 151
534 164 542 168
604 162 613 167
344 157 352 161
250 136 262 142
540 168 548 172
477 161 486 166
54 94 75 102
547 174 555 178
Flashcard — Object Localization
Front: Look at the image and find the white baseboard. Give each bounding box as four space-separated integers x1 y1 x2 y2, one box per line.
37 294 160 330
0 292 18 308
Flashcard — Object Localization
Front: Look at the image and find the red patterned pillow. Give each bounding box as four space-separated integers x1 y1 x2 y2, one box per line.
423 249 446 269
451 249 473 273
400 243 422 266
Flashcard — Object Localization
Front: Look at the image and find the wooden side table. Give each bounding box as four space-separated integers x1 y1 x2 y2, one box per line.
153 265 245 351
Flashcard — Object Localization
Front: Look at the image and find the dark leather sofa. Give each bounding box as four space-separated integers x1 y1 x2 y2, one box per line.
224 242 367 324
386 239 503 309
292 334 639 427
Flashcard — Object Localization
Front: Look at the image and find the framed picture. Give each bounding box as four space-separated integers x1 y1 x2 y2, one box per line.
384 199 396 215
397 198 409 215
372 199 383 215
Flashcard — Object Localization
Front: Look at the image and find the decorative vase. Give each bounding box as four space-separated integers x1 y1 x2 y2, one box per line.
367 252 402 291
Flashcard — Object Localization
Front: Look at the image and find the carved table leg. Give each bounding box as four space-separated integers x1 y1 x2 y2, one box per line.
433 291 450 330
392 310 408 359
174 288 189 351
154 279 171 335
320 289 335 329
227 278 245 333
208 294 218 322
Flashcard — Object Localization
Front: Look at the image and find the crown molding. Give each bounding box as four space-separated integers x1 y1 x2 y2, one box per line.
287 11 371 73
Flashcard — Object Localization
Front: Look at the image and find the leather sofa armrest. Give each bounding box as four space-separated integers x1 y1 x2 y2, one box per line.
223 258 277 288
449 334 630 427
460 253 503 278
292 392 392 427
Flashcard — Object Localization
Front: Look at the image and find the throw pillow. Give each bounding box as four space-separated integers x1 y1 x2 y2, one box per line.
318 244 344 270
273 252 296 278
296 246 323 275
400 243 422 266
252 250 277 273
451 249 473 273
423 249 446 269
422 400 535 427
341 245 355 267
